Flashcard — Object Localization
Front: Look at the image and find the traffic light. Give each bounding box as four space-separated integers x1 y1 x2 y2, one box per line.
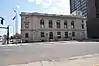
0 17 4 25
1 18 3 25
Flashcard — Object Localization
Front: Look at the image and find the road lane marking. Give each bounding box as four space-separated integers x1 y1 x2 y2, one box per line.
94 64 99 66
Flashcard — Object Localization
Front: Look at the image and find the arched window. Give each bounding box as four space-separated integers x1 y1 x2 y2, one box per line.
81 24 84 29
56 20 60 28
71 20 75 28
64 20 67 28
82 20 84 23
49 20 53 28
25 17 29 22
40 19 44 28
25 22 29 28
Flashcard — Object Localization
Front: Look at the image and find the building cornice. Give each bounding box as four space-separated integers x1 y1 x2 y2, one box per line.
20 12 86 20
21 29 87 31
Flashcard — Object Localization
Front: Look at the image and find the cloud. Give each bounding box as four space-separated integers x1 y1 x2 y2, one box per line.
16 5 20 9
28 0 35 2
28 0 42 4
40 0 52 8
44 0 70 14
28 0 51 8
35 0 42 4
27 0 70 14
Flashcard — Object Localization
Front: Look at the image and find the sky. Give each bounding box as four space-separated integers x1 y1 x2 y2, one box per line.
0 0 70 36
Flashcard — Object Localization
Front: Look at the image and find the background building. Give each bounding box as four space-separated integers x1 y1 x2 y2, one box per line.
70 0 87 17
20 12 87 42
87 0 99 38
70 0 99 39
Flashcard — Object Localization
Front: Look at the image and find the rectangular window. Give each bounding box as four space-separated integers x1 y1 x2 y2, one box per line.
25 33 29 38
57 32 61 39
65 32 68 38
49 32 53 39
41 32 45 37
72 32 75 37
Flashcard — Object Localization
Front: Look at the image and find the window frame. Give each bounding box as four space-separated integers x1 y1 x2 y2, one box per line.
40 19 44 28
41 32 45 37
49 32 53 39
71 20 75 28
49 20 53 28
57 32 61 39
25 17 29 22
81 24 84 29
65 32 68 38
25 22 29 28
56 20 61 28
64 20 68 28
72 32 75 37
25 33 29 38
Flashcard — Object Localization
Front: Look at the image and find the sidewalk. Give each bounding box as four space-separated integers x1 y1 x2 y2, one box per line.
9 54 99 66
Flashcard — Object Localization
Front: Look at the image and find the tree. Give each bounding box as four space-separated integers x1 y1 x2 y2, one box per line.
10 36 13 39
11 33 21 39
9 33 22 39
15 33 21 39
3 34 7 39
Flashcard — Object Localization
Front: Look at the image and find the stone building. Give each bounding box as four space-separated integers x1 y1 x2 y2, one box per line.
20 12 87 42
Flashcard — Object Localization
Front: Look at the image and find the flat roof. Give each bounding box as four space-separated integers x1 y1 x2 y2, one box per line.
20 12 86 20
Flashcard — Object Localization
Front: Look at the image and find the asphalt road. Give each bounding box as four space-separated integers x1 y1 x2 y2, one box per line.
0 41 99 66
